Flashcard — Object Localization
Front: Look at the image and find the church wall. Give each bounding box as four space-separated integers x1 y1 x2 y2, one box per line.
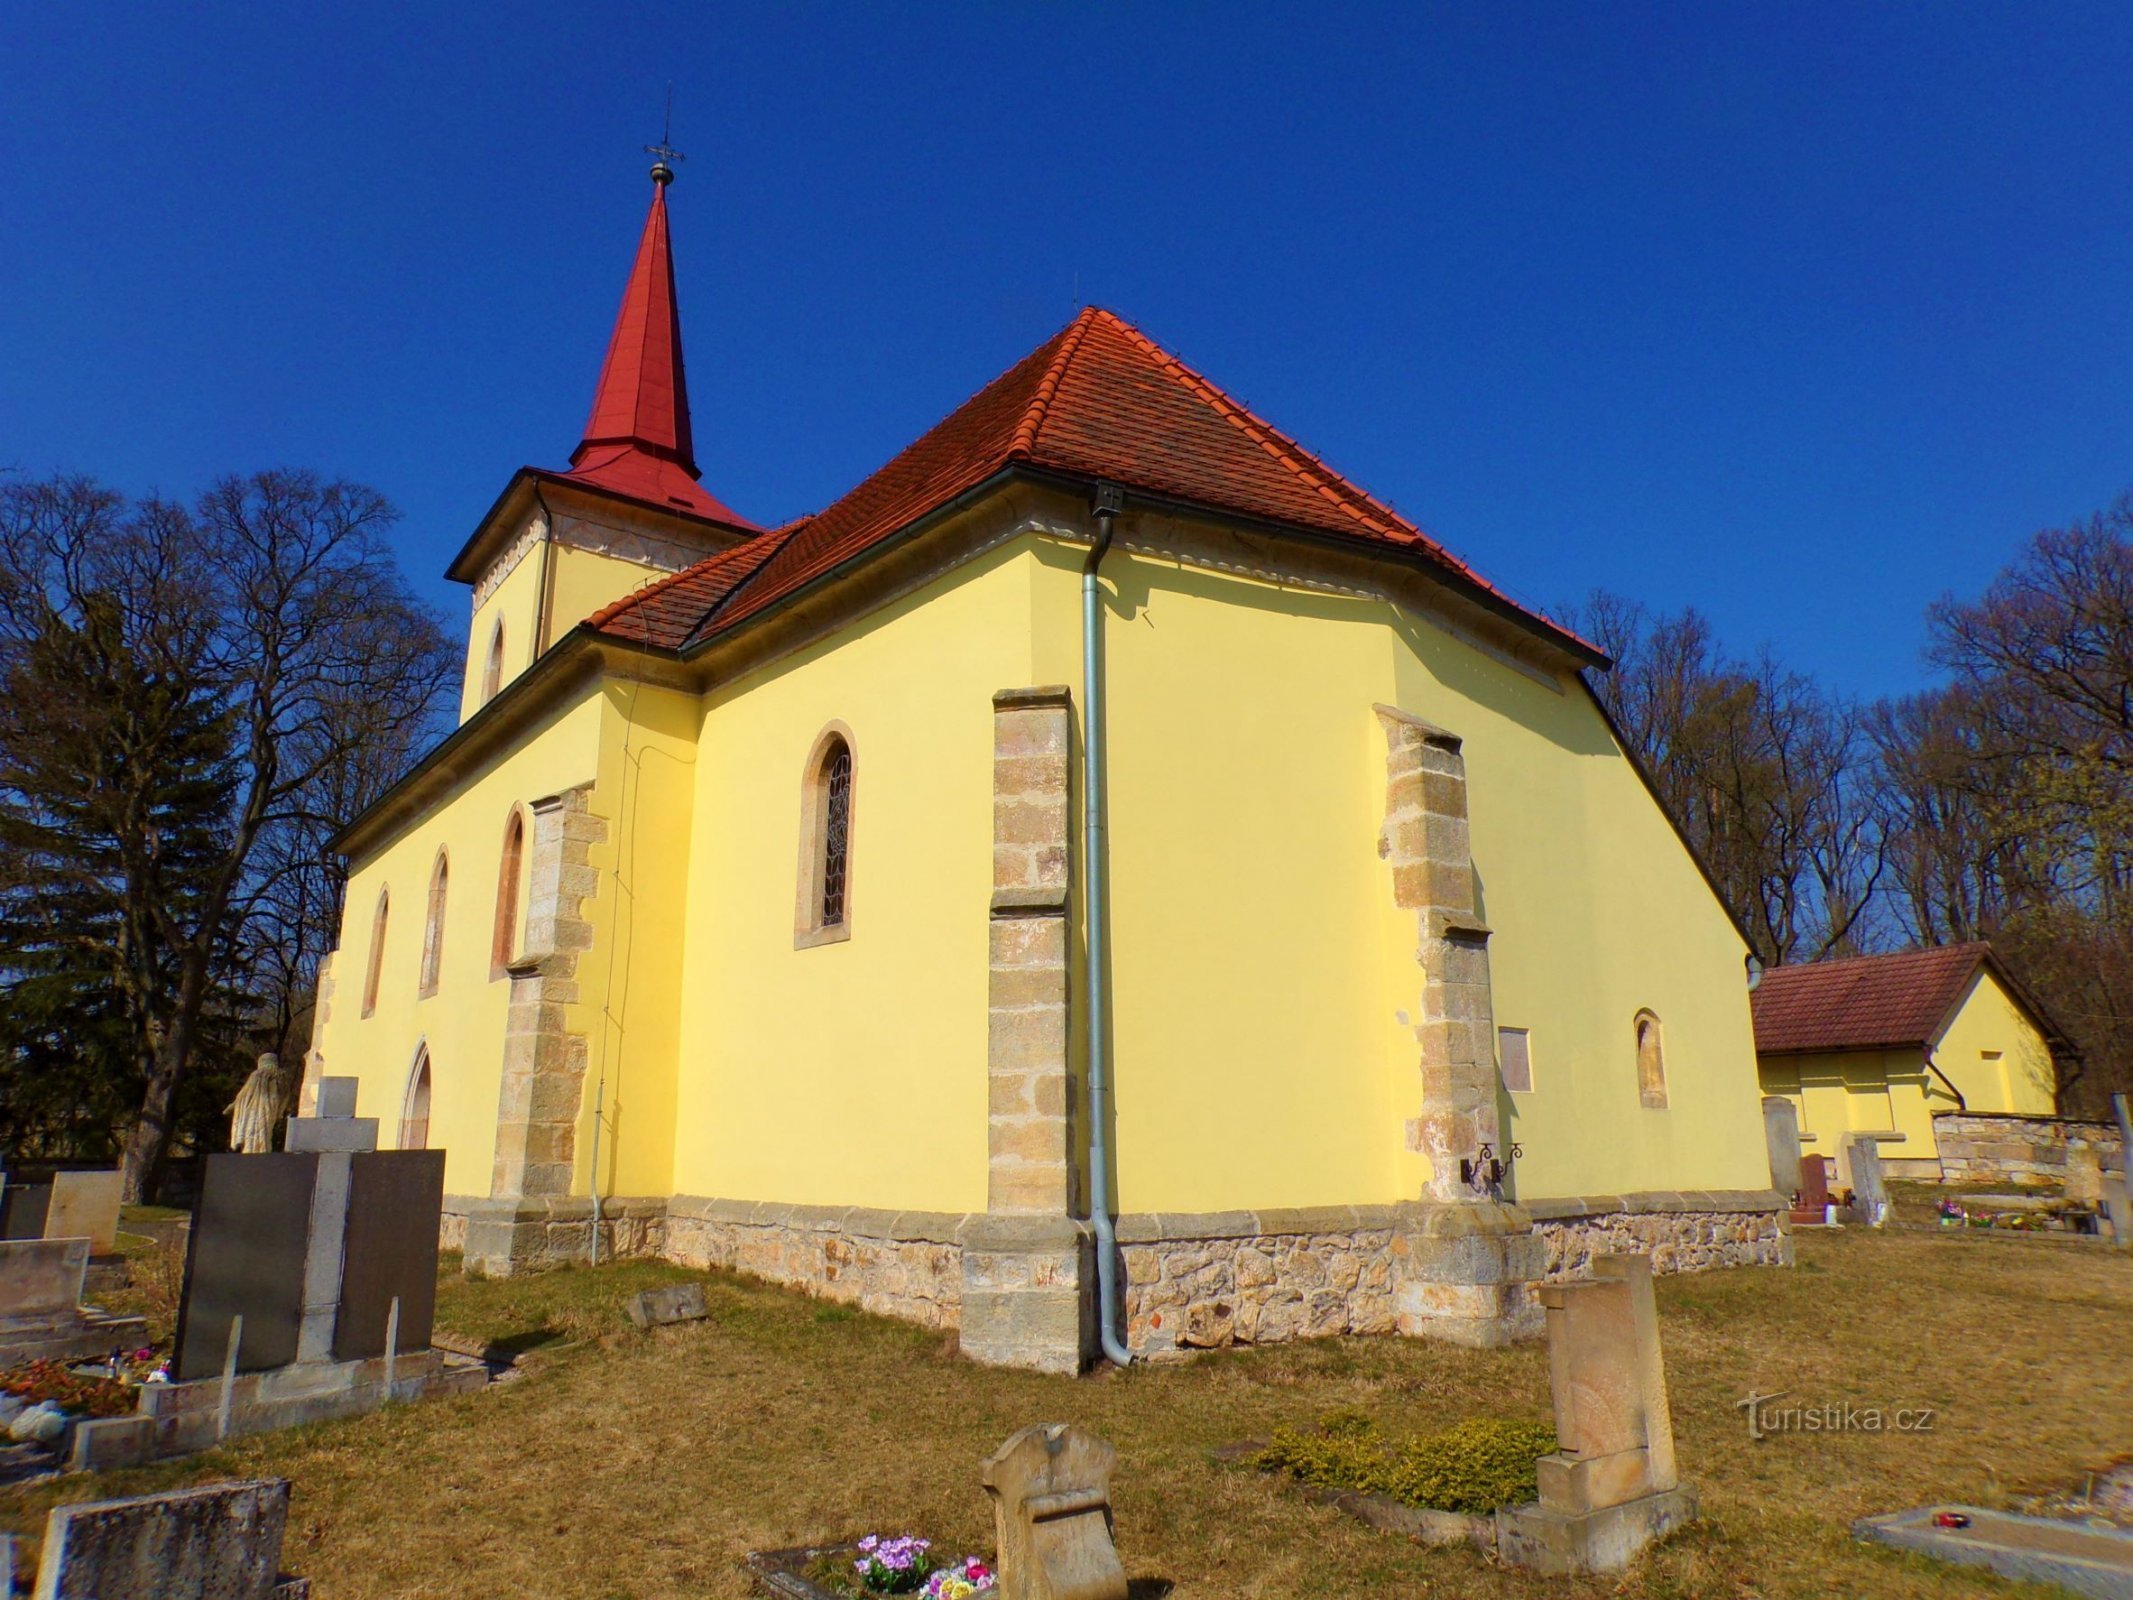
1029 541 1408 1213
460 538 545 721
312 689 608 1198
668 541 1041 1215
572 678 702 1202
1018 538 1769 1215
1388 609 1770 1203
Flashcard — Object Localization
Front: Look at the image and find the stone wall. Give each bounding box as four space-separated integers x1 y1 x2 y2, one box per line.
1933 1113 2125 1198
1526 1192 1791 1279
663 1197 964 1330
1118 1209 1401 1355
449 1195 665 1272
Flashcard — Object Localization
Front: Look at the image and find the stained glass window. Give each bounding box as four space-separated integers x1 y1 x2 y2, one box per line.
821 742 852 926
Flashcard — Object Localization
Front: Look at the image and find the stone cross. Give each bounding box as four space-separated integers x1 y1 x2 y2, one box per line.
283 1077 378 1365
980 1424 1128 1600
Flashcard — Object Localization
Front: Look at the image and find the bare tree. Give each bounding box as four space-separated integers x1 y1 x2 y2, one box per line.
0 472 454 1198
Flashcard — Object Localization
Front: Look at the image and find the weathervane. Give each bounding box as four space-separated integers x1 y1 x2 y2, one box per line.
646 83 685 186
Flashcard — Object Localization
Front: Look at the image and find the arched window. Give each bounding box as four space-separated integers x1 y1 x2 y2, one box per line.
361 888 389 1018
419 849 449 997
400 1046 432 1150
481 618 506 705
1635 1010 1667 1109
491 809 524 978
794 725 856 947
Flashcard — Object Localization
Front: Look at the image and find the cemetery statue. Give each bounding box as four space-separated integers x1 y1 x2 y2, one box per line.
227 1052 295 1155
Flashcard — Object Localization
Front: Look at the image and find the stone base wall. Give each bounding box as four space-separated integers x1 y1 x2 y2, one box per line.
1119 1208 1401 1355
1932 1113 2124 1198
1526 1192 1791 1279
455 1195 667 1277
663 1197 964 1330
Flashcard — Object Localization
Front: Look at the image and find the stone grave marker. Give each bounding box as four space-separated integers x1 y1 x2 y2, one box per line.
980 1423 1129 1600
44 1171 122 1256
2102 1170 2131 1252
1496 1254 1697 1575
1789 1155 1831 1224
626 1282 708 1329
1842 1134 1890 1226
1761 1097 1803 1200
29 1478 306 1599
0 1238 146 1366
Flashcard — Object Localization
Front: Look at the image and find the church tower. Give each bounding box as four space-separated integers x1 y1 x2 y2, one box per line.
442 160 757 722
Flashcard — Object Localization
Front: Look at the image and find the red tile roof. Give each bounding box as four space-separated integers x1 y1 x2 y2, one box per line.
562 179 758 529
1751 943 2001 1054
588 307 1596 658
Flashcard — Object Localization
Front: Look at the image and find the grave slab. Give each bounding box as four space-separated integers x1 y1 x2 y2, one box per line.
1855 1506 2133 1600
1842 1135 1890 1226
627 1282 709 1329
30 1478 298 1600
1762 1097 1803 1199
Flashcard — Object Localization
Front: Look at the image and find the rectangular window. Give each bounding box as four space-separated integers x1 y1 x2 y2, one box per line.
1498 1027 1533 1093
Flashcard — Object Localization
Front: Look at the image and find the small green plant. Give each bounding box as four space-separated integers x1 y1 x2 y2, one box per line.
1251 1411 1557 1514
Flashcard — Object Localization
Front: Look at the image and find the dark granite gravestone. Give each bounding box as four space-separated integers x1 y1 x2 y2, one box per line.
0 1184 52 1242
173 1154 318 1381
332 1149 445 1361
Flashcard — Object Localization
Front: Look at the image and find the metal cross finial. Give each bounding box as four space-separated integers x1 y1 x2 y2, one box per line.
646 83 685 185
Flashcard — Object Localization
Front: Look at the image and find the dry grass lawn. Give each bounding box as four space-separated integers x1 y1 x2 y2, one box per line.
5 1226 2129 1598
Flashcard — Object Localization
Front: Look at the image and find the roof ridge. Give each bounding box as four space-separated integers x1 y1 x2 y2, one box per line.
1008 308 1099 459
1089 308 1415 544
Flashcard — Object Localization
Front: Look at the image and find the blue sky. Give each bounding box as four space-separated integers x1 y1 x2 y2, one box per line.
6 4 2130 698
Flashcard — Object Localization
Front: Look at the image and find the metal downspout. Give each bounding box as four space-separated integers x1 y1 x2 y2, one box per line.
1084 484 1133 1367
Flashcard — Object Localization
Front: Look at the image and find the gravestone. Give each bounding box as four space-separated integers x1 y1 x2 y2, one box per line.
626 1282 708 1329
980 1423 1129 1600
45 1171 122 1256
0 1184 52 1241
1842 1135 1890 1227
0 1238 146 1365
28 1478 303 1599
1761 1098 1803 1199
2102 1171 2131 1252
1789 1155 1832 1224
1496 1254 1697 1575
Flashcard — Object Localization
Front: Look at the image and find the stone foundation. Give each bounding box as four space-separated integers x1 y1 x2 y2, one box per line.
1932 1113 2124 1198
456 1194 667 1276
440 1188 1788 1368
1119 1208 1402 1354
1529 1191 1791 1278
663 1197 964 1330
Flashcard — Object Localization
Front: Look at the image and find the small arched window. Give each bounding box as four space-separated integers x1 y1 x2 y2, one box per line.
481 618 506 705
491 809 524 978
400 1046 432 1150
361 888 389 1018
795 725 856 947
419 849 449 997
1635 1010 1667 1109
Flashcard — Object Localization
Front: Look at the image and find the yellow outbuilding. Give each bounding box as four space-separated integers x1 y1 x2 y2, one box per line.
305 164 1788 1372
1752 942 2064 1180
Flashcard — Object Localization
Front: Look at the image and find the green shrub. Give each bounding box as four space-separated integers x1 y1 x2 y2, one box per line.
1251 1411 1557 1514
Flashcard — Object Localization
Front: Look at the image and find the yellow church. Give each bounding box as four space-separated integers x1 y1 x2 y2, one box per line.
304 162 1787 1372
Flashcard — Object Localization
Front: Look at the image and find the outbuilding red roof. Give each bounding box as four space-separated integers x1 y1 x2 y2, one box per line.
1751 943 2011 1055
589 306 1597 659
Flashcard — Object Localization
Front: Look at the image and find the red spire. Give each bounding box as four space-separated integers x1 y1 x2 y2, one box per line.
562 172 756 527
